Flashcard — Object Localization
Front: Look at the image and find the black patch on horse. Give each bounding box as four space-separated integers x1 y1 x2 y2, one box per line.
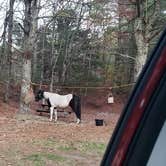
69 94 81 120
46 98 51 108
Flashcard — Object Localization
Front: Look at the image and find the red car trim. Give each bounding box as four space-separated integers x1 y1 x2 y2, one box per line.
112 46 166 166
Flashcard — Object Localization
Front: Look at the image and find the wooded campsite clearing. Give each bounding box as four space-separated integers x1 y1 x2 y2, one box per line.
0 92 123 166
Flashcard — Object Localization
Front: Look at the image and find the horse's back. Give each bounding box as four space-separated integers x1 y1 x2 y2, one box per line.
46 92 73 108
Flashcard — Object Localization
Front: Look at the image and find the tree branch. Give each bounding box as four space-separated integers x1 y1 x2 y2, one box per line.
18 22 29 35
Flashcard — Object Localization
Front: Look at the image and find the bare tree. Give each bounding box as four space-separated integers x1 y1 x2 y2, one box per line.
134 0 161 81
32 0 41 82
0 13 8 83
4 0 16 102
20 0 38 112
49 5 58 92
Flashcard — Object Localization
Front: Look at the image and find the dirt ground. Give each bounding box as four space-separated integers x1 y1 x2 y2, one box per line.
0 91 125 166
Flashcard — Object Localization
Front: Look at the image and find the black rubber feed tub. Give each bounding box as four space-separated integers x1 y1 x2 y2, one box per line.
95 119 104 126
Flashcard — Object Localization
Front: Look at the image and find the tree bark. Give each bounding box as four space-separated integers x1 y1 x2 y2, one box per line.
134 18 148 81
20 0 38 113
50 11 57 92
0 10 8 83
113 2 125 93
32 0 41 82
39 27 46 89
4 0 15 103
134 0 160 81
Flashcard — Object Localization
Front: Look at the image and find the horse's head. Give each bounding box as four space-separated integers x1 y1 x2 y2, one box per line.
35 89 44 101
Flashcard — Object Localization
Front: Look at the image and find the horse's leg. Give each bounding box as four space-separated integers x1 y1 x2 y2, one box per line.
54 108 58 122
49 106 54 121
42 98 45 105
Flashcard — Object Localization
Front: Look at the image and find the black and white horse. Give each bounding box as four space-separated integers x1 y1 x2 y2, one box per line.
35 90 81 123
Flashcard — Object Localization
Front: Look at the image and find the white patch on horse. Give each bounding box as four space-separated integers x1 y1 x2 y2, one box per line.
44 92 73 108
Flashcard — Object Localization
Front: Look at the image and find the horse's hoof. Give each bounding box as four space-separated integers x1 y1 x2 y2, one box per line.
49 119 52 122
76 119 81 124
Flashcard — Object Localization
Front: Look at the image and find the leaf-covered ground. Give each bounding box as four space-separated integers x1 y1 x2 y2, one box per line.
0 93 123 166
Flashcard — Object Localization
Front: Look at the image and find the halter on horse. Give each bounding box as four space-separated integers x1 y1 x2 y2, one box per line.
35 90 81 124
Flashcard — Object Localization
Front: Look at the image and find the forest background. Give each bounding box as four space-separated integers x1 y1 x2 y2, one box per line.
0 0 165 112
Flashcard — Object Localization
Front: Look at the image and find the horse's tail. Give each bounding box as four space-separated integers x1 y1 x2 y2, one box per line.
70 94 81 120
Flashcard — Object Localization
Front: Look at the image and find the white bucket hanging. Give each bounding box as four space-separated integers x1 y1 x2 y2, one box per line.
107 92 114 104
108 96 114 104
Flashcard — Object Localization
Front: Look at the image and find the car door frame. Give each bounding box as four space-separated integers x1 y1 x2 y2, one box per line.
101 27 166 166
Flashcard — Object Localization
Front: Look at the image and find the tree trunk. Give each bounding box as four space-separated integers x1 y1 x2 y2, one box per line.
134 18 148 81
113 4 125 93
50 11 57 92
39 27 46 89
133 1 160 81
32 0 40 82
0 10 8 84
20 0 38 113
60 6 84 84
4 0 15 103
